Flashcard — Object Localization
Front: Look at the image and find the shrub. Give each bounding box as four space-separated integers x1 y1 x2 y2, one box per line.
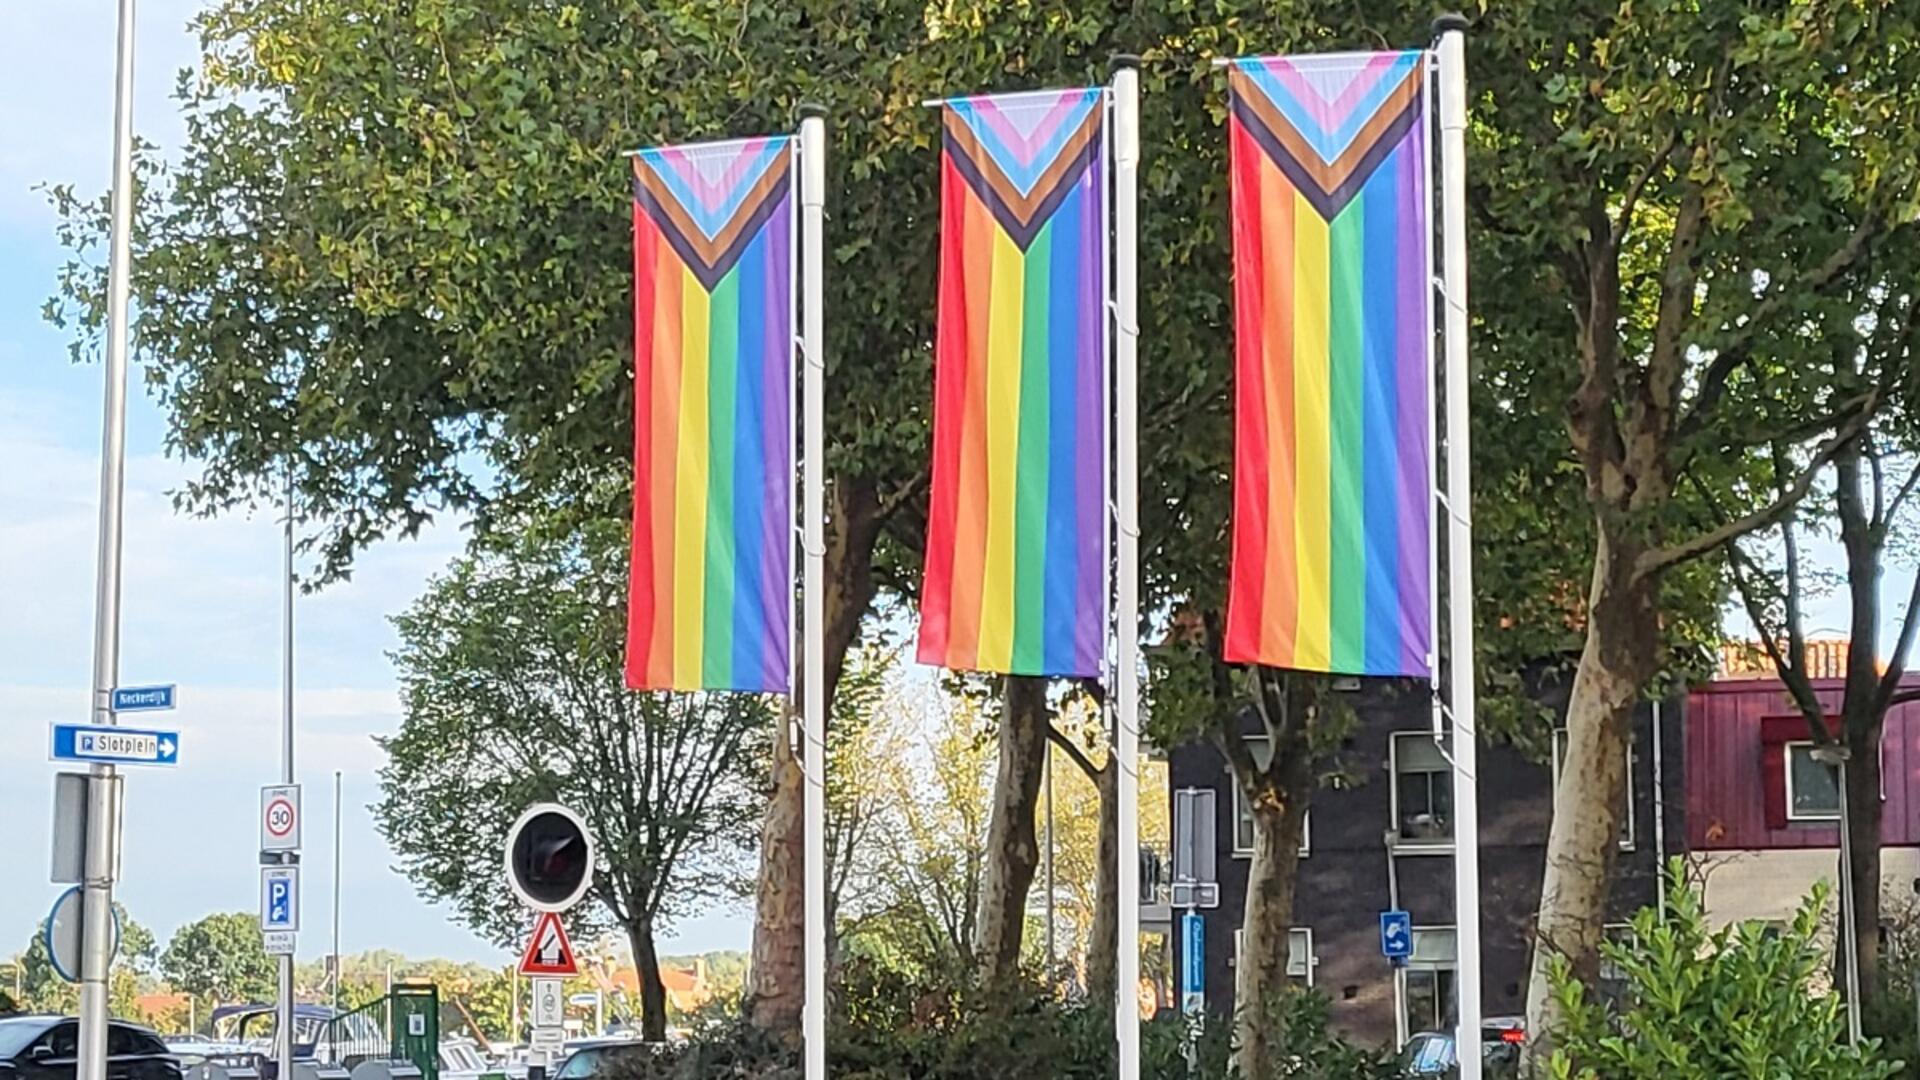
1547 858 1903 1080
600 957 1393 1079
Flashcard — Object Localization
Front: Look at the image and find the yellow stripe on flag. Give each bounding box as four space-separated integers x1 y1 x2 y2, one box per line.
977 227 1026 671
1291 190 1332 670
673 267 712 686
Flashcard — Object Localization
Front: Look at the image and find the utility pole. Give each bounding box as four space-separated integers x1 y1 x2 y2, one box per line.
278 465 296 1080
77 4 139 1080
332 769 343 1017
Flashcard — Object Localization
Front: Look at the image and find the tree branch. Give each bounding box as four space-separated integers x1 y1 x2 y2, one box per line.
1637 403 1871 578
1608 132 1681 256
1874 560 1920 716
1678 218 1886 439
1046 721 1101 783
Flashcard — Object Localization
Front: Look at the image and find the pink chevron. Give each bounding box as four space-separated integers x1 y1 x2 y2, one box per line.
654 136 776 212
973 93 1086 167
1261 52 1403 133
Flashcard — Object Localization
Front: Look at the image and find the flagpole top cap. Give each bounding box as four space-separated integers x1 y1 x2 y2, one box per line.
1433 13 1471 36
1109 53 1141 72
798 102 827 120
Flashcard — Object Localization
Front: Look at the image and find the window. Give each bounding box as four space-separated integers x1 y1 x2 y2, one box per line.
1552 728 1635 849
1786 742 1841 820
1229 738 1311 857
1393 734 1453 846
1403 927 1457 1035
1232 927 1316 986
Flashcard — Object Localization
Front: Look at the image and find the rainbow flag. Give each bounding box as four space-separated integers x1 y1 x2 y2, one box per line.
1223 51 1434 678
917 88 1108 678
627 135 795 693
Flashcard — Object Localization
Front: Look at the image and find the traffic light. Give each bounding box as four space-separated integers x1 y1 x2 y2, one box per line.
504 803 595 912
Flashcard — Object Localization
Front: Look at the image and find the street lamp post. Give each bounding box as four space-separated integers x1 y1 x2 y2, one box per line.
1811 743 1861 1047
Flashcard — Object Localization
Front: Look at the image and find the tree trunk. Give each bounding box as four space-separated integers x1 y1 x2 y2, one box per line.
1086 757 1119 1006
976 676 1051 987
1845 718 1885 1024
627 918 669 1043
746 479 883 1035
1523 534 1656 1069
1234 780 1310 1080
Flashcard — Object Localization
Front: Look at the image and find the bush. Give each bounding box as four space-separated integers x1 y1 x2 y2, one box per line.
1547 858 1903 1080
601 957 1393 1079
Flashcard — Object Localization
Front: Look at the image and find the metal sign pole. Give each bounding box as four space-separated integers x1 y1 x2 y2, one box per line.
77 2 139 1080
279 465 297 1080
798 106 828 1080
1434 15 1482 1080
1111 55 1143 1080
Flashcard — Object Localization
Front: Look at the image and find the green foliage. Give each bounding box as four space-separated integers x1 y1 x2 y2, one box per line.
1547 860 1902 1080
159 912 277 1005
375 522 771 953
594 961 1391 1079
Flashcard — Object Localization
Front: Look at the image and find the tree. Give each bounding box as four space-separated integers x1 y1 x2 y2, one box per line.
837 688 995 980
1469 2 1920 1059
375 521 769 1042
160 913 276 1006
1721 349 1920 1025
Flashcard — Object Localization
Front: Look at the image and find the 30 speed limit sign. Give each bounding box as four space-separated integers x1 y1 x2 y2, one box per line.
261 784 302 852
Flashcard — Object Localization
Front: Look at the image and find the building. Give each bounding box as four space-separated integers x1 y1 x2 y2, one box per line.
1162 676 1683 1047
1688 672 1920 930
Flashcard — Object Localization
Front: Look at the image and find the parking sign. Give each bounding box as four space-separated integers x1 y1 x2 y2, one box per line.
262 866 300 932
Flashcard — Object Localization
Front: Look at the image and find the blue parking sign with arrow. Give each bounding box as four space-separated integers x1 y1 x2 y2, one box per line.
1380 910 1412 961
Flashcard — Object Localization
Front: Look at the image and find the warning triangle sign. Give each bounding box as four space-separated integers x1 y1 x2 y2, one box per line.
517 911 580 977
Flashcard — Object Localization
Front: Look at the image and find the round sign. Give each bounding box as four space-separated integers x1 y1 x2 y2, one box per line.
504 803 595 912
45 886 121 984
265 797 297 839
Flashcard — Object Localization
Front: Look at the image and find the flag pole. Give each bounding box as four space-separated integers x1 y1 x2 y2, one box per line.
797 104 829 1080
1434 15 1481 1080
1110 55 1142 1080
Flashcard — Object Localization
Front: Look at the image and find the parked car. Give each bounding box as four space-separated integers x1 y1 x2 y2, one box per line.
0 1016 186 1080
549 1040 656 1080
1399 1017 1525 1078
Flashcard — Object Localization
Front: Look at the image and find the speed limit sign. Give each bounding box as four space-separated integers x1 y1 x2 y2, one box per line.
261 784 302 851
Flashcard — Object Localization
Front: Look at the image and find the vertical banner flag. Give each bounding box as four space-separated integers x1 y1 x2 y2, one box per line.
628 136 796 692
917 89 1109 678
1223 51 1434 678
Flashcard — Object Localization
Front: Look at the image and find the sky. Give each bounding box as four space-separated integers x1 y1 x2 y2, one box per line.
0 1 751 968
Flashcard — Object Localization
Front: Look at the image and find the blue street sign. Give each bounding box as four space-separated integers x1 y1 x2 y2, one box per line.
1380 910 1413 961
261 866 299 932
48 723 180 767
109 685 176 712
1181 911 1205 1015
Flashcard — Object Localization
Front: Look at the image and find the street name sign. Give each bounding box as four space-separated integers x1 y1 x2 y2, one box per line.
263 930 296 956
49 723 179 767
1181 911 1204 1016
110 685 176 712
261 785 302 851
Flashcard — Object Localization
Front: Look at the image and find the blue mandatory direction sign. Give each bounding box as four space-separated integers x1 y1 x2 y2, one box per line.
1380 910 1413 961
49 723 181 767
110 684 176 712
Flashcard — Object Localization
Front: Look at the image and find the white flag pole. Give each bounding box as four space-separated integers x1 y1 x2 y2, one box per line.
798 105 829 1080
1434 16 1481 1080
1111 56 1142 1080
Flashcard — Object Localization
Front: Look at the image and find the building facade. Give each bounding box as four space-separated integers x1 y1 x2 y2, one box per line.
1162 677 1684 1047
1688 674 1920 931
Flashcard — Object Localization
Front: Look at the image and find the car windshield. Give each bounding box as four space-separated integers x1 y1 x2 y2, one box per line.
0 1020 48 1060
